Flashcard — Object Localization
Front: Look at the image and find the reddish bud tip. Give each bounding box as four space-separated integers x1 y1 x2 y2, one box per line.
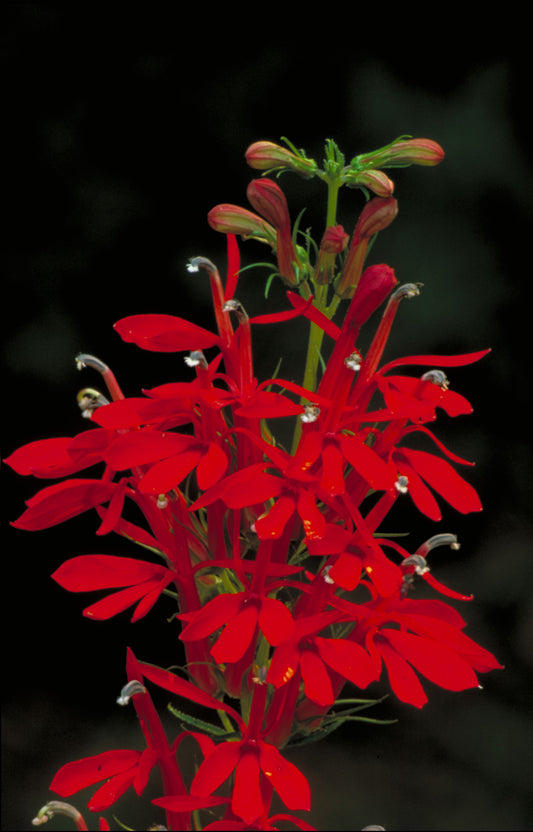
246 178 291 231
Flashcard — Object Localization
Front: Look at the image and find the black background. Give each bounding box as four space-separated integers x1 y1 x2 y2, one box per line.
2 7 533 831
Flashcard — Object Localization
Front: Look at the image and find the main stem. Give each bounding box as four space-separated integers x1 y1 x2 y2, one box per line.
291 176 342 454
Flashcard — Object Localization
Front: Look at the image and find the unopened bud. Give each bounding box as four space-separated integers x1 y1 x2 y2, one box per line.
247 179 302 286
345 168 395 197
246 179 291 232
245 140 317 178
315 225 350 284
208 204 276 246
353 137 445 170
337 198 398 298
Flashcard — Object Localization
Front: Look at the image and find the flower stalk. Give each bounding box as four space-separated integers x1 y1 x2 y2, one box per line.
6 134 502 832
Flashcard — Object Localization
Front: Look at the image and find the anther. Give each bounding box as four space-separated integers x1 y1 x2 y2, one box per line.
223 298 249 321
390 282 421 301
416 533 459 558
344 349 363 372
76 353 109 374
116 679 147 706
184 350 208 368
76 388 110 419
187 256 217 274
395 475 409 494
32 802 86 827
156 494 169 509
301 404 321 423
421 369 449 389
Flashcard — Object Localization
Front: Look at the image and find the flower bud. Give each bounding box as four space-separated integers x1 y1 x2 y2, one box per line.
246 179 291 231
208 203 276 246
245 140 317 177
348 263 398 329
247 179 302 286
315 225 350 284
352 137 445 170
336 198 398 298
356 196 398 240
319 225 350 254
344 168 395 197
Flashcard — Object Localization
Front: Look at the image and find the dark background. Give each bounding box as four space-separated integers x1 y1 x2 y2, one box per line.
2 7 532 831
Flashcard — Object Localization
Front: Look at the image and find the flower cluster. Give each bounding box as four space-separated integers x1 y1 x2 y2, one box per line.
9 136 502 831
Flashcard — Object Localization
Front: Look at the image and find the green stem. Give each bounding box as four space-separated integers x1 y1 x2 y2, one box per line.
290 175 342 455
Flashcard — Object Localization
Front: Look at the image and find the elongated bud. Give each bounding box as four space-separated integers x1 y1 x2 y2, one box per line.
344 168 395 197
348 264 398 330
247 178 302 286
352 137 445 169
245 140 317 177
246 178 291 231
208 203 276 246
337 197 398 298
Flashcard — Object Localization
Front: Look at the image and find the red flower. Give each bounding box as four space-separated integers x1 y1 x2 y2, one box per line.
180 589 294 664
267 611 378 707
104 430 229 494
190 737 311 826
51 555 177 621
50 748 155 813
393 446 482 521
352 597 503 708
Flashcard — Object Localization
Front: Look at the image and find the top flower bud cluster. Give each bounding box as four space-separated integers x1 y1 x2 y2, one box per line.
208 136 444 297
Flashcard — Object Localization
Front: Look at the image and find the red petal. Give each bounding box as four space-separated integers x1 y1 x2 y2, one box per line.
180 592 245 641
258 596 294 645
12 479 117 530
82 580 163 620
300 649 334 707
105 431 196 470
191 741 243 797
232 748 263 825
296 489 326 540
254 494 295 539
399 448 482 514
211 602 258 663
224 234 241 301
395 455 442 521
320 441 346 495
196 442 229 490
52 554 167 591
88 768 138 811
339 435 394 490
380 349 491 373
4 437 90 478
138 450 201 494
315 637 379 688
114 314 220 352
267 640 301 688
234 390 304 419
137 658 244 728
378 638 428 708
258 743 311 812
50 750 140 796
382 628 479 691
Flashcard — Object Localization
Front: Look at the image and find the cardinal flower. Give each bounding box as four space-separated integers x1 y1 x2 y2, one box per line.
267 611 379 707
351 597 503 708
179 588 294 664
